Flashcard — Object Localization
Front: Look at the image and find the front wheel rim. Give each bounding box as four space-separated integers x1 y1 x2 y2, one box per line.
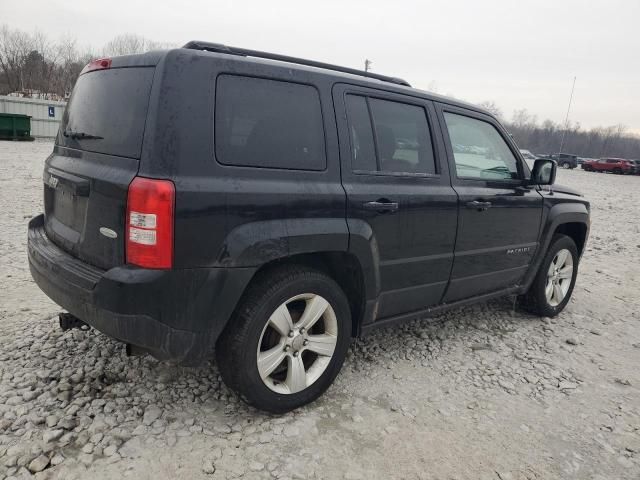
545 249 574 307
257 293 338 395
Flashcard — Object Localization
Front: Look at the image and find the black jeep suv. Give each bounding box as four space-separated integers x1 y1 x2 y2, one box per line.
28 42 590 413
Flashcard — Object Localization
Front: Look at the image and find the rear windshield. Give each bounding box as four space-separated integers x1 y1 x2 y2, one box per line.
58 67 154 159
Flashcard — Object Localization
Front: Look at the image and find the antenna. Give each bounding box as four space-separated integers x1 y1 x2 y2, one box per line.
364 59 372 72
559 76 577 154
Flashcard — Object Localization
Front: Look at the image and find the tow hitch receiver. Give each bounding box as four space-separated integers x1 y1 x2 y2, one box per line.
59 312 89 331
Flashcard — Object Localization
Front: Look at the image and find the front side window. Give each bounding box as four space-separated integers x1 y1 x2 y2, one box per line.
345 94 436 175
215 75 326 170
444 112 520 180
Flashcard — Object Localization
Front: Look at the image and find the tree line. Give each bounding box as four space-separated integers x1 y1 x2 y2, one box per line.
1 25 638 159
0 25 171 99
478 105 640 161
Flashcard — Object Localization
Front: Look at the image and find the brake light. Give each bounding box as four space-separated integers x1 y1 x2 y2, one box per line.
126 177 175 269
80 58 112 75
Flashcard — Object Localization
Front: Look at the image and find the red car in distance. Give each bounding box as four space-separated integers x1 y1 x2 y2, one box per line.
582 158 635 174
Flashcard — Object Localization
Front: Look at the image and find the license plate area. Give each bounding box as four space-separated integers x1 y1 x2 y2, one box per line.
46 185 88 234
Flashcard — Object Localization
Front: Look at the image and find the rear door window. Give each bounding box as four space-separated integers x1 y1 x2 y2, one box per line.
369 98 436 175
215 75 326 171
345 94 436 175
345 95 377 171
59 67 155 159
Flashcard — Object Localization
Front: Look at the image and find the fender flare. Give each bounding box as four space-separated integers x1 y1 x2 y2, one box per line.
216 217 382 328
521 202 590 289
216 218 350 267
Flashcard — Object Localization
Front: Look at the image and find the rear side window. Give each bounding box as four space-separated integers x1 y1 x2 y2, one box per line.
59 68 154 159
215 75 326 171
345 94 436 175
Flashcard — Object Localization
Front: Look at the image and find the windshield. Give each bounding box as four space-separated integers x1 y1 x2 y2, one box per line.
58 67 154 159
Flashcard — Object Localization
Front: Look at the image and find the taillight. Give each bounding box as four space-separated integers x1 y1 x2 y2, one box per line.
80 58 112 75
126 177 175 269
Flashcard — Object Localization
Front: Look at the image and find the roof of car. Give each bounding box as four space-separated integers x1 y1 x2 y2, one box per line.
123 46 494 120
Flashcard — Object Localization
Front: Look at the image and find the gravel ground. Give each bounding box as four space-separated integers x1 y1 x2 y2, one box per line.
0 140 639 480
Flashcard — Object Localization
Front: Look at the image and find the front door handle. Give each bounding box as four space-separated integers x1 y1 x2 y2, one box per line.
363 200 399 213
466 200 492 211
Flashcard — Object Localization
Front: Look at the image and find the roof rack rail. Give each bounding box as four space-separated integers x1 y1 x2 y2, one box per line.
182 41 411 87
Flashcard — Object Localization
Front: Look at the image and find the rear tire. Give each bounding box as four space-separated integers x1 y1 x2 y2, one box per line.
613 168 622 174
560 161 571 169
519 234 579 317
216 266 351 413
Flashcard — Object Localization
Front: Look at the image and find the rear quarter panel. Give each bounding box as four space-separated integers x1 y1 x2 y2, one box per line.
138 50 348 268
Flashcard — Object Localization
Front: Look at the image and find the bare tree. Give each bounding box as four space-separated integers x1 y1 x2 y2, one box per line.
28 30 59 95
511 109 537 130
103 34 172 56
478 100 503 120
0 26 170 98
53 36 93 97
0 25 32 92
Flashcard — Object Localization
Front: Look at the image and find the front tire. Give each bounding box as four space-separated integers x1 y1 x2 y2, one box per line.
519 234 579 317
216 266 351 413
560 162 571 169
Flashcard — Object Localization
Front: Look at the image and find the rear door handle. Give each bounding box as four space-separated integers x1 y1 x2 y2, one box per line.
362 200 399 213
466 200 492 211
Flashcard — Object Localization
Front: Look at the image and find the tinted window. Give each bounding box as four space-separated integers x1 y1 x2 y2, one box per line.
59 68 154 159
215 75 325 170
345 95 436 175
370 98 436 174
345 95 377 171
444 112 519 180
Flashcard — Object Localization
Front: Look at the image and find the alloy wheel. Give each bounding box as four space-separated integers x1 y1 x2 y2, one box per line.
545 248 574 307
256 294 338 394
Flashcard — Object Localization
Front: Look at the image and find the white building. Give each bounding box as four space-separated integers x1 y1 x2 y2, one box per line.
0 95 66 138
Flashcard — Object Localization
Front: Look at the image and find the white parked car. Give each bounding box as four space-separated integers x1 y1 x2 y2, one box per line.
519 149 538 169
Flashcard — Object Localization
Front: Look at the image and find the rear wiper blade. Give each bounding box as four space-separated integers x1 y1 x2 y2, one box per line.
63 129 103 140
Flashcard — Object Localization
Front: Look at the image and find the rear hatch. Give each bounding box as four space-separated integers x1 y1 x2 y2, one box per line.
44 59 157 270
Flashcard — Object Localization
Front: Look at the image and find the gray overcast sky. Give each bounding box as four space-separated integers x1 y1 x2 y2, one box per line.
4 0 639 134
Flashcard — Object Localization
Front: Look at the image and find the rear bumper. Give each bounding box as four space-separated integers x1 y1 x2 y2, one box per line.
27 214 255 365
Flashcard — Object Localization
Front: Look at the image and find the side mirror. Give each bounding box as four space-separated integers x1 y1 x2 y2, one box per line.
530 158 557 185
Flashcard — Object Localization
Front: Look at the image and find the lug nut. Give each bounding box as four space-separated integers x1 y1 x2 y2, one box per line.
288 331 295 338
303 340 309 346
293 351 299 357
299 327 305 334
284 345 290 352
